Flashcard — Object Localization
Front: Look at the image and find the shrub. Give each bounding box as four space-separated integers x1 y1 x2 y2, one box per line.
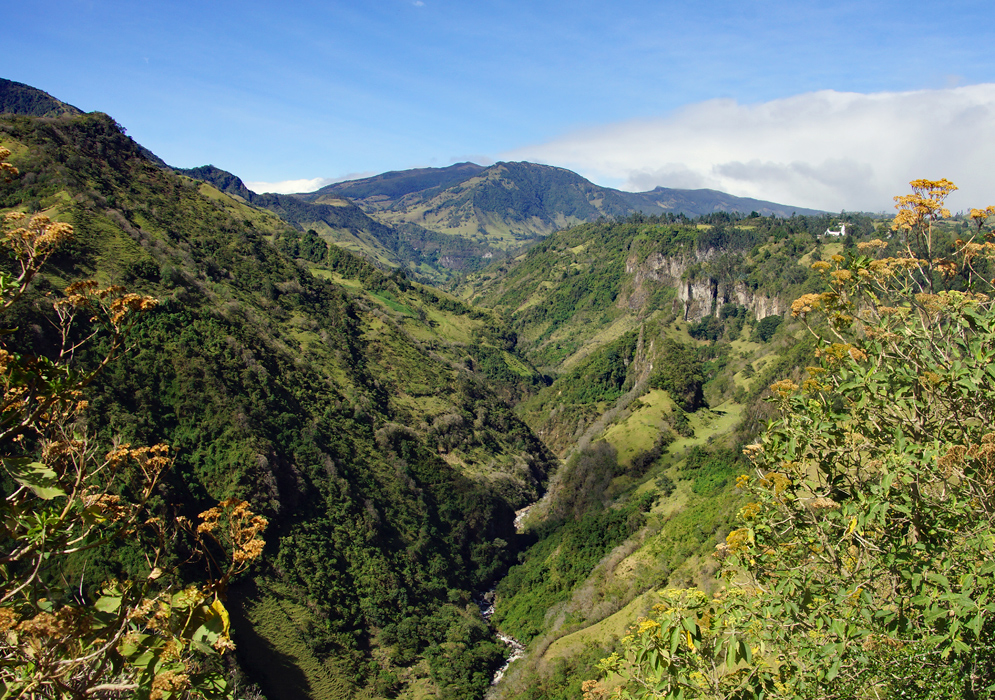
597 180 995 699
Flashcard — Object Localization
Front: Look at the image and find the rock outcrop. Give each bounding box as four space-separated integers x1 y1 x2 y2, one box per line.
624 250 786 322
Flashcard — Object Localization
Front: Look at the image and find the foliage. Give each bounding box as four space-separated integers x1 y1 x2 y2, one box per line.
0 177 266 699
687 315 724 342
494 444 650 643
751 315 781 342
0 79 82 119
597 180 995 699
681 447 743 496
275 227 327 263
557 332 639 405
422 604 506 700
648 340 705 413
0 119 554 700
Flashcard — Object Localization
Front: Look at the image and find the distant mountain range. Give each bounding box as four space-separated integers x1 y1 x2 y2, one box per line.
303 160 824 243
173 164 490 280
2 77 825 283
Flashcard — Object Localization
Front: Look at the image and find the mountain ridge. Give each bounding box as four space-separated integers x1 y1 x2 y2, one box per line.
0 77 83 118
307 159 825 222
0 77 827 286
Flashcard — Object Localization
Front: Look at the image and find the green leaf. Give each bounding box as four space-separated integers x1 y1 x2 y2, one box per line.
94 594 123 613
741 639 752 664
189 639 218 657
825 657 841 682
2 458 66 500
927 572 951 590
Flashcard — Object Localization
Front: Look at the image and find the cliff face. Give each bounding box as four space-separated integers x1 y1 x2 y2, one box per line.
625 250 786 322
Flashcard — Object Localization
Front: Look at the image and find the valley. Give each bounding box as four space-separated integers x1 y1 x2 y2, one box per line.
2 78 994 700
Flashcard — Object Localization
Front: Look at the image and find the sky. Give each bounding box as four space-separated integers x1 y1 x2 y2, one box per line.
6 0 995 212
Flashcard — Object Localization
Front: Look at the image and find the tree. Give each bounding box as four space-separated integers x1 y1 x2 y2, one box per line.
592 180 995 699
649 340 705 412
0 148 266 699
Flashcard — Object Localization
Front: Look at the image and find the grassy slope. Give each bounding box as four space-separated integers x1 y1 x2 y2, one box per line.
0 113 556 700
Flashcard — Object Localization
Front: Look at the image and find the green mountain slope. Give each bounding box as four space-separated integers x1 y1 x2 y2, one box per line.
179 158 824 287
0 77 83 117
307 161 633 248
314 161 486 200
620 185 824 217
0 111 556 700
178 163 507 283
175 164 407 268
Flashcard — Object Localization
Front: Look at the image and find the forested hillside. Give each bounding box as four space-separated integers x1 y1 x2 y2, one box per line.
3 81 993 700
582 182 995 700
447 197 995 700
0 111 556 700
296 162 823 283
0 77 83 118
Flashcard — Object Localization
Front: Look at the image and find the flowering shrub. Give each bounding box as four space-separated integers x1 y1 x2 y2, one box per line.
595 180 995 699
0 149 266 699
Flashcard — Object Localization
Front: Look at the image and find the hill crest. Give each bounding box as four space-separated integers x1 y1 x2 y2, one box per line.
0 78 83 118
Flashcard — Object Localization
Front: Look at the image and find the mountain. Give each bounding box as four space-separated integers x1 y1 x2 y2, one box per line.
305 161 634 248
0 77 83 117
313 161 487 200
0 110 557 700
457 208 878 452
303 160 824 248
180 158 823 289
464 195 995 699
178 163 509 282
620 185 823 217
175 164 408 269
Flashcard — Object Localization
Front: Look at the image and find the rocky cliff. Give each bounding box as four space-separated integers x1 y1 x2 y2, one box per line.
624 250 785 322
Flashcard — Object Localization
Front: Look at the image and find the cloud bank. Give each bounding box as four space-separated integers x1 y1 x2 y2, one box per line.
244 177 338 194
503 85 995 213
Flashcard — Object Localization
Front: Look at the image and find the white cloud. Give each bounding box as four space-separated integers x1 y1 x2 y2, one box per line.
502 85 995 212
244 171 379 194
245 177 337 194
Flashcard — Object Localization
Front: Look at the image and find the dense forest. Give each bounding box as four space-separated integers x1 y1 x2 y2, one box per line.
0 113 555 700
2 101 994 700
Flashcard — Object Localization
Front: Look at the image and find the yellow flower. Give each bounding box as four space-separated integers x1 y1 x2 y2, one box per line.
791 293 825 317
769 379 798 397
739 502 762 520
856 239 887 251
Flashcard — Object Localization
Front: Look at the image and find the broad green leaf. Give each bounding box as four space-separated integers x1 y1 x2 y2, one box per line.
94 594 123 613
2 458 66 500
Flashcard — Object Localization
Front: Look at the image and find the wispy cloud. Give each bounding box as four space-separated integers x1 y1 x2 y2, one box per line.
244 172 376 194
503 85 995 212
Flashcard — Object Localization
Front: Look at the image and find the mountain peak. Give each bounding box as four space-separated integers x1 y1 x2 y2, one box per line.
0 78 83 118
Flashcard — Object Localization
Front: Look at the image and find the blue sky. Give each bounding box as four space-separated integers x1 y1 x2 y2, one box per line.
7 0 995 210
